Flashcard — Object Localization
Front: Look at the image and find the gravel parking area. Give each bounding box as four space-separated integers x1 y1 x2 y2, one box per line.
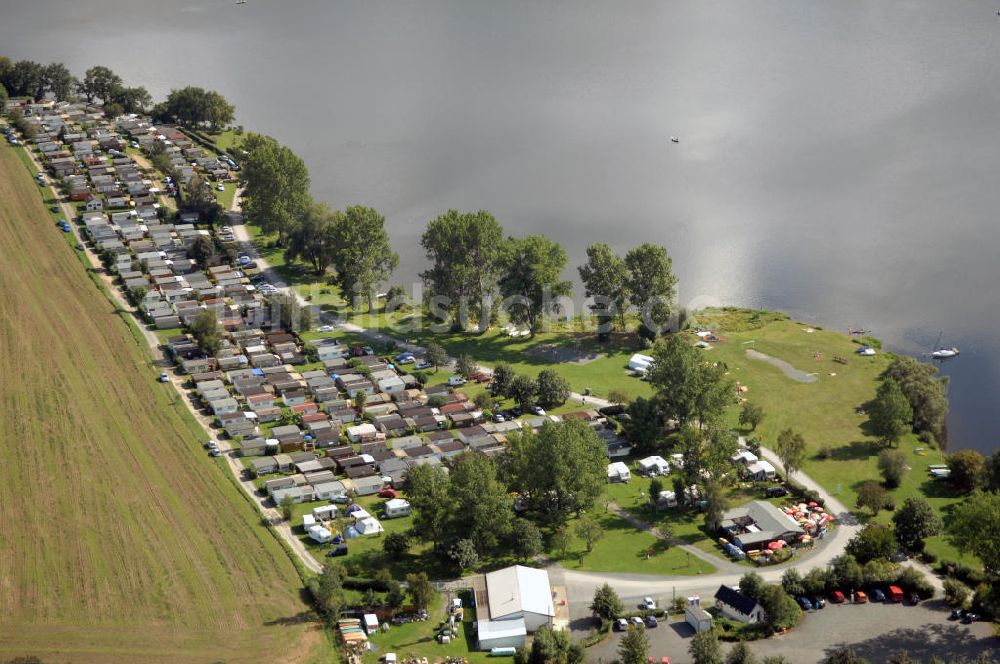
586 600 997 664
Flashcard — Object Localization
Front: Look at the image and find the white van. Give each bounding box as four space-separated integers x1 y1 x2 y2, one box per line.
447 375 467 386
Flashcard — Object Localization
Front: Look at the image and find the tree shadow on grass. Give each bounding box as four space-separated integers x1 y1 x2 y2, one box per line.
829 440 879 461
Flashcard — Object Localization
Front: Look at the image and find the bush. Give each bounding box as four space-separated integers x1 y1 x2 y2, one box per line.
895 567 934 599
816 444 832 460
943 578 971 608
919 551 937 565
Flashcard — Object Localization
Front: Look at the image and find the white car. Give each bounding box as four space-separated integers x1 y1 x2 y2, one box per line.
641 597 656 611
317 325 334 332
447 376 467 386
220 225 232 233
216 184 225 191
237 255 252 265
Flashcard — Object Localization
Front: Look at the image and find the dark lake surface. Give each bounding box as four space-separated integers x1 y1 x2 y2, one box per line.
4 0 998 452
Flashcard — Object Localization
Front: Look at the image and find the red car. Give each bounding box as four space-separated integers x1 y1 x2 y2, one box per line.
378 488 398 499
830 590 846 604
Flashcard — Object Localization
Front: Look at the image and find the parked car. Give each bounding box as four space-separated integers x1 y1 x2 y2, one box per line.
216 184 225 191
378 488 398 499
614 618 628 632
158 372 169 383
220 225 232 233
888 585 905 602
962 613 979 624
328 545 349 557
204 440 218 449
237 255 252 266
415 361 432 370
641 597 656 611
493 412 506 423
75 243 84 251
811 596 826 609
49 205 59 212
644 615 658 628
209 449 221 457
950 609 966 620
629 616 644 628
362 346 375 356
448 376 467 386
797 596 813 610
317 325 334 332
909 593 920 605
764 486 788 498
531 406 546 416
830 590 846 604
870 588 886 603
855 591 868 604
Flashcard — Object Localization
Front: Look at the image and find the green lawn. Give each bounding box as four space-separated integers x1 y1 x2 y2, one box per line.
554 509 716 576
215 181 237 210
698 308 968 565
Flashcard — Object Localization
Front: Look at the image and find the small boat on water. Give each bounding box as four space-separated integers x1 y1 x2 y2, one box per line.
670 136 679 143
930 332 959 359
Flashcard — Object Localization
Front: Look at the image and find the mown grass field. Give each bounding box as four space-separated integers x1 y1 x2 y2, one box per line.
0 145 329 662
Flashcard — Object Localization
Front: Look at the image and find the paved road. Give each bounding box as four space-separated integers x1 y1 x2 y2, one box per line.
18 143 323 575
588 599 998 664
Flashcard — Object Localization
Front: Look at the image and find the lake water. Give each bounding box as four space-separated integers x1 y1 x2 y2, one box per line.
4 0 998 452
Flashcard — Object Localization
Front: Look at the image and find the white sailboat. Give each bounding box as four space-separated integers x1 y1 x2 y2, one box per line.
930 333 960 359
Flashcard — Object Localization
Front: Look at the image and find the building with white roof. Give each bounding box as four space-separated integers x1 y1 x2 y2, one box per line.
474 565 554 650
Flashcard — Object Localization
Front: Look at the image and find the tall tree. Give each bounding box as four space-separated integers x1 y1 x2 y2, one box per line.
508 374 538 410
845 524 896 564
7 60 46 99
536 368 570 408
331 205 398 311
625 243 678 337
406 571 434 610
425 342 448 372
949 490 1000 572
403 463 455 550
758 584 801 632
589 583 623 621
80 65 122 103
892 496 942 553
448 453 513 555
238 133 311 244
284 200 338 274
516 627 583 664
877 448 908 488
689 629 723 664
704 481 729 532
739 402 765 431
881 356 949 444
188 234 215 265
856 480 886 516
574 515 604 553
189 308 221 355
578 243 630 333
649 335 732 428
420 209 506 331
623 396 665 454
43 63 76 101
774 428 806 478
947 450 987 494
618 624 650 664
511 519 543 562
156 86 234 129
504 420 607 526
498 235 572 335
491 362 516 397
113 85 152 114
868 377 913 447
